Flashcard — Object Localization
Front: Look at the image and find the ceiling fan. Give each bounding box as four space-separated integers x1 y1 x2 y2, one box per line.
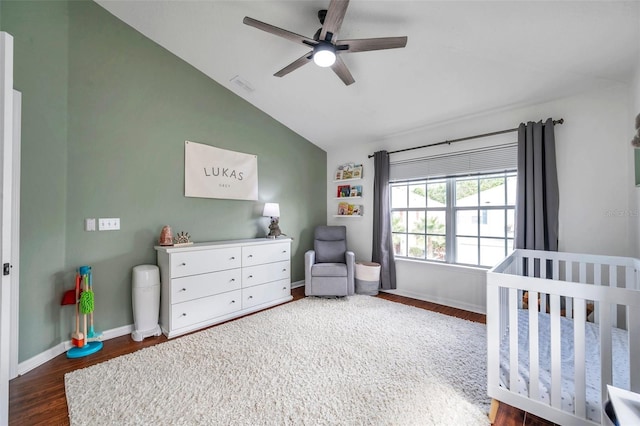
243 0 408 86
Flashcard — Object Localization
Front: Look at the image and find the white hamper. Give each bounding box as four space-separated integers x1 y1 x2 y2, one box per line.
355 261 381 295
131 264 162 341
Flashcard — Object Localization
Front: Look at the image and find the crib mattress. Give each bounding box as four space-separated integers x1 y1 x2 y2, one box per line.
499 309 629 423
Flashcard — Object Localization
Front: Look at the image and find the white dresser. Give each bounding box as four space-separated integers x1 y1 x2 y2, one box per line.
155 238 292 338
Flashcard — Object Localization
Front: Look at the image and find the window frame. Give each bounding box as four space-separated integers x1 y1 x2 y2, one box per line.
390 170 516 268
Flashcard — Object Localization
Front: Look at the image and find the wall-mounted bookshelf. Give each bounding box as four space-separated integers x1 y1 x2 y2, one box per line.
334 162 363 217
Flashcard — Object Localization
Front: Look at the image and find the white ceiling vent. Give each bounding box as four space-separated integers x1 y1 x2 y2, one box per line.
230 75 255 94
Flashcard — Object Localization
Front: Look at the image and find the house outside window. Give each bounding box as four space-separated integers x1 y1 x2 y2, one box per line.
390 171 516 267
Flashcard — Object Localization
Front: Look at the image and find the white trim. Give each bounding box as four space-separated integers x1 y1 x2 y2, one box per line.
9 90 20 380
290 280 304 289
380 288 486 315
16 324 134 376
0 31 13 426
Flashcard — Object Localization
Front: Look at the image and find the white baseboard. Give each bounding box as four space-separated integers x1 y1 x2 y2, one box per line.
17 324 134 376
381 289 486 315
17 282 303 376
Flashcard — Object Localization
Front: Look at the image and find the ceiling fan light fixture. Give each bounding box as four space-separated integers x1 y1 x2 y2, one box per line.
313 43 336 67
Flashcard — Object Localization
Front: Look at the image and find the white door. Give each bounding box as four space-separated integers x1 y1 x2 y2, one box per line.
0 31 14 425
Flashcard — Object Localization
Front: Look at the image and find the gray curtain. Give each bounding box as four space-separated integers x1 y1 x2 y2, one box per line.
372 150 396 289
515 118 559 251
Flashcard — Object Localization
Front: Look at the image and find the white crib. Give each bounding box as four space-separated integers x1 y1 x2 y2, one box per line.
487 249 640 425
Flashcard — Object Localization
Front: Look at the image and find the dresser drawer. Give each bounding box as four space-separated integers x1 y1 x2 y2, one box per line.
242 279 291 310
171 289 241 330
171 247 241 278
242 260 290 288
171 269 241 304
242 242 290 267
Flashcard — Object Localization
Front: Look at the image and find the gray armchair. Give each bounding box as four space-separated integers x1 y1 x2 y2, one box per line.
305 226 355 297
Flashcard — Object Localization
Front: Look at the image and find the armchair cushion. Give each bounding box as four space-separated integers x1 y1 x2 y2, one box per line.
314 240 346 263
311 263 347 277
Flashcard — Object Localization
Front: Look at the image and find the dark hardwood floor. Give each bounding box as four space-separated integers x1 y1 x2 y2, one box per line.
9 287 554 425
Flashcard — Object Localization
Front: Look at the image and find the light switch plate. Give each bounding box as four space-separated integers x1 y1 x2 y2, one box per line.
98 218 120 231
85 218 96 232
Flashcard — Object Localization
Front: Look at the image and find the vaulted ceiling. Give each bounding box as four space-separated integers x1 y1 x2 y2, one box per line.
96 1 640 151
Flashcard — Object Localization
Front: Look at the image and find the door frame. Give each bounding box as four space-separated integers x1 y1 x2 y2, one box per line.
0 31 14 425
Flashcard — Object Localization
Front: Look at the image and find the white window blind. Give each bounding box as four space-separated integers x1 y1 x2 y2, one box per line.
389 144 517 182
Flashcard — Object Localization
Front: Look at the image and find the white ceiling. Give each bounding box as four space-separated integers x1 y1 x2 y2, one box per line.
96 0 640 151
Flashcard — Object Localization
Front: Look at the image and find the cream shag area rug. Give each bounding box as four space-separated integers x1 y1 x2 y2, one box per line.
65 296 490 425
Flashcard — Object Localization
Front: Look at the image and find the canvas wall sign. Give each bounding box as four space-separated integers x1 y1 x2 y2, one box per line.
184 141 258 200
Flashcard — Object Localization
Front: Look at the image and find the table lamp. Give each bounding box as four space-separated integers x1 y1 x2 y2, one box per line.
263 202 281 238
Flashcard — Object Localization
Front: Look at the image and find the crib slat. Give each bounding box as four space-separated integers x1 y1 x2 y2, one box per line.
539 258 547 313
629 307 640 393
550 294 562 409
579 261 587 283
509 288 519 392
610 266 618 328
609 265 617 288
573 298 587 418
594 265 602 324
528 291 540 401
626 266 635 289
528 256 534 277
566 261 573 282
599 302 613 414
552 259 559 280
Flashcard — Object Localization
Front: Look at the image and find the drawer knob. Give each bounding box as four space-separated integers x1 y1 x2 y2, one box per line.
248 275 253 278
282 250 287 253
180 313 187 317
248 254 253 258
230 256 235 260
231 300 236 304
248 295 253 299
230 278 235 282
282 287 286 290
282 268 287 272
180 288 187 292
179 262 186 266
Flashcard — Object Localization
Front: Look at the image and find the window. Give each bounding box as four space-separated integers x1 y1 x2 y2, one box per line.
391 171 516 267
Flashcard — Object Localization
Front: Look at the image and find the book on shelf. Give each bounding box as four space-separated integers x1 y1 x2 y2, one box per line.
350 185 362 197
335 162 362 180
337 203 363 216
337 185 351 197
338 202 349 215
351 164 363 179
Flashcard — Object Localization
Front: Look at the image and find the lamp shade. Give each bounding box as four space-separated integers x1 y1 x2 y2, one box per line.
263 203 280 218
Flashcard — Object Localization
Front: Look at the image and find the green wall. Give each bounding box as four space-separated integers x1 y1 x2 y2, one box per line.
2 0 327 362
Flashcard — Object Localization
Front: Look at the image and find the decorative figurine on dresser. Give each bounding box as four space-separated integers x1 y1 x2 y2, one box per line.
155 237 292 338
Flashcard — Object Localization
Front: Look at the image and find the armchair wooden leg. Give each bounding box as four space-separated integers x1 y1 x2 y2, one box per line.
489 399 499 424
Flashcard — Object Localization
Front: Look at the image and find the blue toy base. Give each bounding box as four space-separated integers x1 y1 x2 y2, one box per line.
67 341 103 359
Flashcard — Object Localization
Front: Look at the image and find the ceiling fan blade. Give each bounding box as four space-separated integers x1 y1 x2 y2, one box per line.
243 17 316 47
331 56 355 86
338 36 408 53
274 51 314 77
319 0 349 42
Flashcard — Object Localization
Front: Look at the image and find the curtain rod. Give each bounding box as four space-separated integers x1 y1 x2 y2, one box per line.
368 118 564 158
